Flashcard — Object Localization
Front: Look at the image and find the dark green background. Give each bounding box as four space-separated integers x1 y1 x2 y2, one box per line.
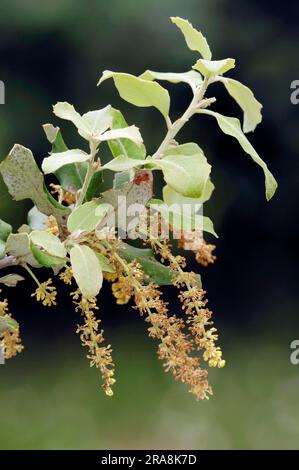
0 0 299 449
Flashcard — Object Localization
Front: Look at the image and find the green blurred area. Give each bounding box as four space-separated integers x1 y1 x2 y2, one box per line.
0 330 298 450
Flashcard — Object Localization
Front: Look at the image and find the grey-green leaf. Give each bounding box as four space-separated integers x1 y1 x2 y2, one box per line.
163 179 214 206
0 219 12 259
98 71 170 118
0 274 25 287
108 109 146 160
27 206 48 231
30 230 66 258
53 102 112 142
43 123 68 152
70 244 103 298
216 76 262 133
101 155 146 172
170 17 212 60
163 182 214 206
67 200 109 233
151 145 211 198
199 109 277 200
149 198 218 237
0 219 12 242
42 149 90 175
43 123 88 193
0 144 70 224
95 253 116 273
85 171 104 201
0 315 18 333
193 58 235 76
139 70 203 92
6 233 40 267
30 229 67 269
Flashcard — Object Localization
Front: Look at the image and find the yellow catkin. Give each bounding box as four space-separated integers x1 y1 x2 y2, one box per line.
31 278 57 307
103 240 215 400
72 292 116 397
150 239 225 380
59 267 73 285
0 290 24 359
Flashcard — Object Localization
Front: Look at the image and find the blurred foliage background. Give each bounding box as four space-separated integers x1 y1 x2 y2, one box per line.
0 0 299 449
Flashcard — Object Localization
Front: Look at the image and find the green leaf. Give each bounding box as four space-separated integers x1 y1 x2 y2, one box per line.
202 216 218 238
30 244 65 268
43 123 87 193
162 145 215 203
163 184 216 231
52 103 88 137
17 224 30 234
70 244 103 298
100 126 143 145
216 77 262 133
170 17 212 60
149 198 218 237
5 233 40 267
81 107 113 139
0 274 25 287
199 109 277 200
42 149 90 175
139 70 203 92
0 144 70 224
193 58 235 76
0 315 18 333
108 108 146 159
53 102 112 142
98 71 170 118
101 155 146 172
95 253 115 273
27 206 48 231
52 105 142 170
163 182 214 206
119 243 175 285
0 219 12 259
67 200 109 233
43 123 68 152
85 171 104 201
29 230 67 268
150 144 211 198
162 142 201 157
0 219 12 242
57 162 87 194
0 240 6 259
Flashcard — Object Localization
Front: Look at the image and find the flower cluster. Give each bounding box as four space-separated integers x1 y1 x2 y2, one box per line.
194 240 216 267
111 276 134 305
178 230 216 267
59 267 73 285
0 291 23 360
177 279 225 368
134 282 213 400
46 215 59 236
72 290 115 396
100 237 224 400
150 238 225 391
31 278 57 307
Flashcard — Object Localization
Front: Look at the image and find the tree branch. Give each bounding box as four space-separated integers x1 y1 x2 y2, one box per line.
0 256 18 270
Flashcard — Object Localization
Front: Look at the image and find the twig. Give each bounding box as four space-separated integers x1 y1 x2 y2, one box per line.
0 256 18 270
152 76 210 159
